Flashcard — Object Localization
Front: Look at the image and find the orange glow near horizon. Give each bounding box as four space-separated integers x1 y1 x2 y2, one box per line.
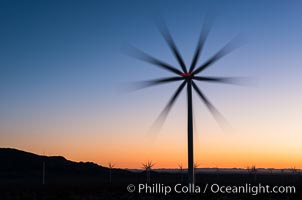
3 124 302 169
1 81 302 170
5 142 302 170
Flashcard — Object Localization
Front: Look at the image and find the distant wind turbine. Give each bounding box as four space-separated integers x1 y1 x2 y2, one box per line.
108 162 115 184
42 152 46 185
128 18 245 184
194 162 200 175
42 161 45 185
142 160 155 183
194 162 200 170
178 163 184 182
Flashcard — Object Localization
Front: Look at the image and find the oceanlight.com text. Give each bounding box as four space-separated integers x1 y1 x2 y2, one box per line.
127 183 296 196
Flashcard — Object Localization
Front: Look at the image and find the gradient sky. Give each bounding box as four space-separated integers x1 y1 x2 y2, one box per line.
1 0 302 169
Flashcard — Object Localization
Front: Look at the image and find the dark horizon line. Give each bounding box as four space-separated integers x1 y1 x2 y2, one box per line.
1 147 301 172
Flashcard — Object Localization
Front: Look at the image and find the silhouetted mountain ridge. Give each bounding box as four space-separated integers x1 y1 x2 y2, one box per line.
0 148 103 172
0 148 132 183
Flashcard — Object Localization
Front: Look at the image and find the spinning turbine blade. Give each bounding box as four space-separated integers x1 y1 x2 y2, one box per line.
193 76 248 85
192 81 229 127
130 77 184 90
127 18 245 183
126 45 183 75
151 80 187 131
189 19 212 73
192 35 244 75
157 20 187 73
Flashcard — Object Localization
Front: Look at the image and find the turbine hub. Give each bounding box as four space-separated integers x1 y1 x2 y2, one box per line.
181 73 191 77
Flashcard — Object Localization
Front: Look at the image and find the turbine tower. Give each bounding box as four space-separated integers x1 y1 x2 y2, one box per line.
128 18 244 184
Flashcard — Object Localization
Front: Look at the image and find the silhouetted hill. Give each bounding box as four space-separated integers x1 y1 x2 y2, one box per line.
0 148 301 200
0 148 132 184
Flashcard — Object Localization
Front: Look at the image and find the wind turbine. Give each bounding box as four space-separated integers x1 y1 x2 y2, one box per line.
178 163 184 182
108 162 115 184
142 160 155 183
128 19 244 184
42 151 46 185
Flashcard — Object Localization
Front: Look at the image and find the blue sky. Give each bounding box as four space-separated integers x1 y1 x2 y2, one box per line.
0 0 300 117
1 0 302 168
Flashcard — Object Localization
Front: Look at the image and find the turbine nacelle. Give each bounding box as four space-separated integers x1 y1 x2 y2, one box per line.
181 72 192 78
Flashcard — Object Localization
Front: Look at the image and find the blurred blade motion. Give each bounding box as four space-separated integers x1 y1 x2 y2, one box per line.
128 77 185 91
125 45 183 75
193 76 252 85
192 81 230 129
150 80 187 132
189 17 213 73
192 35 244 75
156 18 187 73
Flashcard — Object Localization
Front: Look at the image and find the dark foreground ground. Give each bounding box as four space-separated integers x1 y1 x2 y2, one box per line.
1 148 301 199
0 172 301 200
